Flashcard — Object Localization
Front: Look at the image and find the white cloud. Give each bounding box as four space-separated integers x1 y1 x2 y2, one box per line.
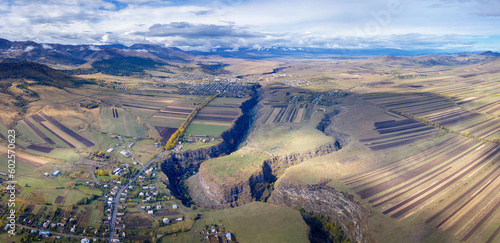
24 45 35 52
0 0 497 51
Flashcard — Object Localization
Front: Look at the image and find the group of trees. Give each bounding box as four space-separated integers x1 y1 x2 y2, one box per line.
300 209 351 243
80 101 99 109
91 56 166 76
165 94 218 150
94 169 109 176
0 61 93 88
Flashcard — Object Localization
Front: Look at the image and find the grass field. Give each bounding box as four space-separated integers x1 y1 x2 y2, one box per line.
15 120 45 144
27 148 80 162
201 150 269 184
185 123 232 137
0 154 38 175
199 202 308 243
100 107 146 137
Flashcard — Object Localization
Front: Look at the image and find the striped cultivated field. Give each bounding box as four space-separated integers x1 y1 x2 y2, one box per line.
264 104 309 124
40 113 95 147
364 95 500 140
454 96 500 116
360 119 443 151
343 135 500 242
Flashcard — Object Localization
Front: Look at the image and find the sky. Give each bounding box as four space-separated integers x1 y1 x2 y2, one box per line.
0 0 499 52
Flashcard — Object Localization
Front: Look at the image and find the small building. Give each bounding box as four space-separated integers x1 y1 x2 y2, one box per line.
81 238 90 243
106 148 114 153
120 151 130 157
172 204 178 209
162 218 170 224
43 172 49 177
226 232 232 241
128 142 135 148
147 210 154 215
175 217 183 221
52 171 61 176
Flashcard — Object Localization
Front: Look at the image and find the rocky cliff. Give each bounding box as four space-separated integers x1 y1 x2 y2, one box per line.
269 180 372 243
188 141 342 208
161 87 259 203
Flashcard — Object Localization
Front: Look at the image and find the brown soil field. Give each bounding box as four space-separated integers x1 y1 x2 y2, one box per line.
78 206 92 228
127 236 152 242
293 108 304 123
0 145 50 166
125 213 153 227
265 108 281 124
155 126 177 143
41 113 95 147
54 196 65 204
41 121 81 148
26 144 55 153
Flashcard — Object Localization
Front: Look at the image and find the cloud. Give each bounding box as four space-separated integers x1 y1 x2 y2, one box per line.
191 10 213 16
0 0 497 52
433 0 500 16
137 22 261 38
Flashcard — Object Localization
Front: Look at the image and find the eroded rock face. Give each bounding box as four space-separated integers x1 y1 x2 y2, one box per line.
269 180 372 243
188 168 257 208
189 141 342 208
161 93 258 202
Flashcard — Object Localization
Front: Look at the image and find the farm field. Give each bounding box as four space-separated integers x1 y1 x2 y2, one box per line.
343 131 500 242
100 107 146 138
184 123 231 137
4 44 500 243
364 94 500 141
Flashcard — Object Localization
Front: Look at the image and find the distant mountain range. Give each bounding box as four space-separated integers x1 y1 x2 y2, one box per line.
0 38 192 66
0 38 499 70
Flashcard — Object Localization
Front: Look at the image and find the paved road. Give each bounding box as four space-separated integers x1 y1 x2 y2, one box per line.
108 150 166 242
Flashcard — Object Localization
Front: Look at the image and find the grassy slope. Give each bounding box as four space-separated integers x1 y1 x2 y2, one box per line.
201 150 269 184
278 96 460 243
200 202 308 243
